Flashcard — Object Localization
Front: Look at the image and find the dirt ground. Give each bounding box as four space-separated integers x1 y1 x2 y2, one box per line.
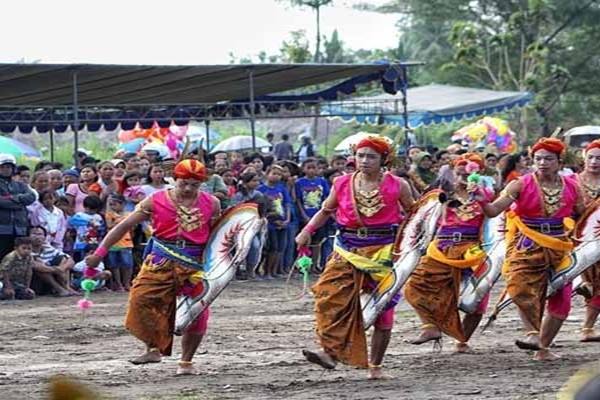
1 278 600 400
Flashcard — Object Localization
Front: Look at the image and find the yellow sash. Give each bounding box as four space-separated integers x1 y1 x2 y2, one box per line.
503 211 574 273
425 240 486 269
333 242 395 293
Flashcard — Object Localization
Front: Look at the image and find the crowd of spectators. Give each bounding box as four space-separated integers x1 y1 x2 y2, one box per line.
2 132 576 301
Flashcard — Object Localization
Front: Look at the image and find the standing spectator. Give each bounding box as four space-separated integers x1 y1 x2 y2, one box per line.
258 165 291 279
138 157 151 176
296 136 315 163
15 165 32 185
295 157 330 269
229 152 244 176
29 190 67 251
121 172 144 211
200 168 228 204
105 194 134 291
232 172 266 279
330 155 347 172
274 134 295 161
123 153 141 173
320 168 343 266
219 169 237 209
29 225 76 296
408 152 435 193
245 153 265 181
30 170 50 197
47 169 64 195
111 159 127 179
0 154 36 260
0 237 35 300
278 161 300 273
90 161 118 201
58 169 79 196
65 165 98 213
214 159 229 175
68 196 106 262
140 164 170 197
266 132 275 152
501 151 530 185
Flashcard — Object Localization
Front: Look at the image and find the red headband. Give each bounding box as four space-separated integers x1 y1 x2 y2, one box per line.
454 152 485 170
355 136 391 157
531 138 566 157
174 159 208 181
585 139 600 153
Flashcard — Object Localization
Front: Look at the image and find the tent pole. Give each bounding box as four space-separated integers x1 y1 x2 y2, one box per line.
49 127 55 163
248 69 256 151
72 72 79 168
401 65 410 151
205 120 210 152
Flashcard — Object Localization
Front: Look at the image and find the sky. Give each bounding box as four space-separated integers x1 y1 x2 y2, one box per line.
2 0 400 65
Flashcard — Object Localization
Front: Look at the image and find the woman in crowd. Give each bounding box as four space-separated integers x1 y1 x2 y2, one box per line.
140 164 170 197
66 165 98 213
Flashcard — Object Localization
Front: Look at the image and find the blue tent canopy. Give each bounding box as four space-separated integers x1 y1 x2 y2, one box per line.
321 84 533 127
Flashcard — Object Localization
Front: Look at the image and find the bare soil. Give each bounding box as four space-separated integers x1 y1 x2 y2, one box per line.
1 278 599 400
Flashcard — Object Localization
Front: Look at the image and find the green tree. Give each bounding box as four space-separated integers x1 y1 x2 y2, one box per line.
359 0 600 143
280 30 313 63
323 29 345 63
277 0 334 62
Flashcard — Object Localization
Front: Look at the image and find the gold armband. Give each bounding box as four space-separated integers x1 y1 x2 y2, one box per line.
501 189 518 201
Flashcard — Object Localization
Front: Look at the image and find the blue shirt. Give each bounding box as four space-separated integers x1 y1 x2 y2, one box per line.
258 183 291 228
295 177 330 219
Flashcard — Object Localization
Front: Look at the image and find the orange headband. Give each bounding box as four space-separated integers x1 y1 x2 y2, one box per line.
173 159 208 181
531 137 566 158
355 136 392 157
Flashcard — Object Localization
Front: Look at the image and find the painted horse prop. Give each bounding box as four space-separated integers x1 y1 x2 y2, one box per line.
361 190 444 329
482 201 600 331
174 203 262 334
459 213 506 313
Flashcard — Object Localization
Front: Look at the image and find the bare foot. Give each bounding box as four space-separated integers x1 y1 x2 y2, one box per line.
129 350 161 365
581 328 600 342
368 366 391 380
409 328 442 345
515 334 540 351
533 348 561 361
454 342 474 354
176 361 198 376
302 349 337 369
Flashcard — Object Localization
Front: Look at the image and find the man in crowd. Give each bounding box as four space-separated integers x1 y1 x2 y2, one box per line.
274 134 294 161
0 154 36 260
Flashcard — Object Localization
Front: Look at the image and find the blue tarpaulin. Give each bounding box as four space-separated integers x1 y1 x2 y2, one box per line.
321 84 533 127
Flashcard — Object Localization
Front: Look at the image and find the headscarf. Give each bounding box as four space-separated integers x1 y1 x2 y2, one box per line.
355 135 392 158
414 152 436 185
531 138 566 158
585 139 600 154
173 159 208 181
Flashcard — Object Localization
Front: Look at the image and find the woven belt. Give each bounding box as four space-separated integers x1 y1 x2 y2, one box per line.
523 222 564 234
436 232 479 242
157 239 205 250
339 227 396 239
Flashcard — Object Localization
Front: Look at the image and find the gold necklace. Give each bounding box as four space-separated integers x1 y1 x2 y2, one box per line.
169 191 203 232
355 172 384 217
536 176 563 216
581 173 600 200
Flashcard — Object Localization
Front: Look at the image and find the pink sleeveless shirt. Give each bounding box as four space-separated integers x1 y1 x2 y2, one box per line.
512 173 578 218
151 190 214 244
334 172 404 228
439 188 494 229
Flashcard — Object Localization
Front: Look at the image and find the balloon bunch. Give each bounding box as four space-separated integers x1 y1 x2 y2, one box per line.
117 122 188 159
452 117 516 153
77 266 98 312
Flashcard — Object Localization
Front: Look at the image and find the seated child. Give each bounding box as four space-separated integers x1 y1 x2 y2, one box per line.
72 246 112 291
0 237 36 300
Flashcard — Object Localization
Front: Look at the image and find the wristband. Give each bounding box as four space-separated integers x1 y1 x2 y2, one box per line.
304 223 318 235
94 245 109 258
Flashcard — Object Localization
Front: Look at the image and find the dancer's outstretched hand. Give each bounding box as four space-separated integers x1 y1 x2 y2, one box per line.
85 254 102 269
295 230 311 248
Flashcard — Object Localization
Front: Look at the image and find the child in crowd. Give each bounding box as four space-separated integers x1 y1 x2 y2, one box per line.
295 157 330 270
68 196 106 262
278 161 300 274
232 171 266 279
219 168 237 209
72 246 111 292
320 168 343 267
29 190 67 251
330 155 347 172
105 194 134 291
121 172 145 211
229 152 244 176
258 165 291 279
0 237 35 300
